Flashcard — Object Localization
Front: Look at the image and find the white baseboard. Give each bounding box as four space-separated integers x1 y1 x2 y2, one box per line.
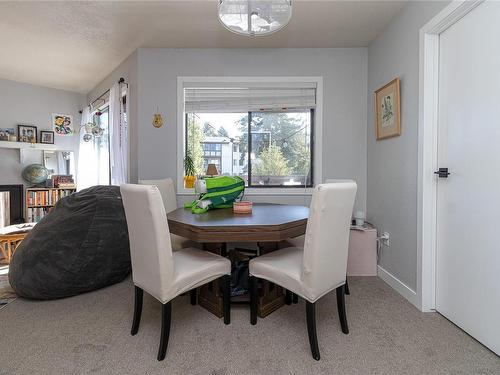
377 265 419 308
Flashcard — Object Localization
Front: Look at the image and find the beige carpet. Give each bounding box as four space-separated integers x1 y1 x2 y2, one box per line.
0 277 498 375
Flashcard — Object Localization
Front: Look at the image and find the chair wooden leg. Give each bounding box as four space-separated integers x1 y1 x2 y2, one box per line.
131 286 143 335
157 302 172 361
292 293 299 304
190 288 197 305
222 275 231 325
306 301 320 361
345 279 350 295
285 290 292 305
336 285 349 334
249 276 258 325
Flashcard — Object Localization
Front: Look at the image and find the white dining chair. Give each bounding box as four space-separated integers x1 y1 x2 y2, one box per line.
249 181 357 360
286 179 356 296
120 184 231 361
139 178 194 252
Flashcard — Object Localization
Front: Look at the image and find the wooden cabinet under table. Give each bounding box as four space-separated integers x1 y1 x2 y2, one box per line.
167 204 309 318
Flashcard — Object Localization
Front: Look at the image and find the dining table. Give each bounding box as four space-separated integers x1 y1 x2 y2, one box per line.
167 203 309 318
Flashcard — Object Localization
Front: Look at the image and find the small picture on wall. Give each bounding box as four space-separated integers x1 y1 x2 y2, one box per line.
0 128 15 141
52 113 73 136
18 124 37 143
40 130 55 144
374 78 401 140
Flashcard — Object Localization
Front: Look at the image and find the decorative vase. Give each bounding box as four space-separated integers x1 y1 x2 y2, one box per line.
184 175 196 188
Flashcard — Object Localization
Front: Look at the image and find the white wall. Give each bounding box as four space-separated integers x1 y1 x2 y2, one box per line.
137 48 367 209
87 51 139 183
0 78 85 185
367 1 449 292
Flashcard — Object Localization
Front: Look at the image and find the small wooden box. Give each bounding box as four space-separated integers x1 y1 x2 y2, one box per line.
347 227 377 276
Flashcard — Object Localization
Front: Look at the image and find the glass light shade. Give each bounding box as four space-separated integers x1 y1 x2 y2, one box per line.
218 0 292 36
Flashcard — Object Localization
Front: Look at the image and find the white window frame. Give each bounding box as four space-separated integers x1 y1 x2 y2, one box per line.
177 76 323 195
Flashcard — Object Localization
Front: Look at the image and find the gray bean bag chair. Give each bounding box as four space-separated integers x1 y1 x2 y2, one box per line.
9 186 131 299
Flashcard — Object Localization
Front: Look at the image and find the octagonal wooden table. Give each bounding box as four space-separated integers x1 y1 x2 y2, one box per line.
167 203 309 317
167 203 309 243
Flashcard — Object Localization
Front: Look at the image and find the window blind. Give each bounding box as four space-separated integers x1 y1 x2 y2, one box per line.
184 86 316 113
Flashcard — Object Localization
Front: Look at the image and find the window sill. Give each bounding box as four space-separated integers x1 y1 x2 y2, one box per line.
178 187 314 196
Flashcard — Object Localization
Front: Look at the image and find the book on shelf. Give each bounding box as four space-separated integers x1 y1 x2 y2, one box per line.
26 207 52 223
57 183 76 189
26 186 76 223
51 174 75 188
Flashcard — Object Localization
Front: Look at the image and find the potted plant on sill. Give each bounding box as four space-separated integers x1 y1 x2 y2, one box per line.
184 151 196 188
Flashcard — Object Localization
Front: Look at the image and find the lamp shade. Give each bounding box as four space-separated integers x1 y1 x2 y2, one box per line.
206 164 219 176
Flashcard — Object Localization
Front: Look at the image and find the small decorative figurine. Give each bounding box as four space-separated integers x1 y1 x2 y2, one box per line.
153 111 163 128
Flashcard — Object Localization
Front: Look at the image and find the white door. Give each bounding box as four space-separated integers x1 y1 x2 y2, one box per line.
436 0 500 355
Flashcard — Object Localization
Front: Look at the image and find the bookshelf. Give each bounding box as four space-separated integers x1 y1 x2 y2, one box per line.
25 187 76 223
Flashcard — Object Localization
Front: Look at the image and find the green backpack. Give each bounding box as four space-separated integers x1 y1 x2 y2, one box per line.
184 176 245 214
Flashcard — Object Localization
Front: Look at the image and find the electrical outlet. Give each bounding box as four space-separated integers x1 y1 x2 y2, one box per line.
379 232 390 247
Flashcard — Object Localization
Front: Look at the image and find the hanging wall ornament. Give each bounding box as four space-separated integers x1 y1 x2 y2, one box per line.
152 107 163 128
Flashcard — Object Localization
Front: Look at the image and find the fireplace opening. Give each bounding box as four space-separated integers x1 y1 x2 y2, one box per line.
0 185 24 225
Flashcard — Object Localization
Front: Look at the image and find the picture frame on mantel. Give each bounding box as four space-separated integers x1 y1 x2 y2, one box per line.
374 78 401 140
18 124 37 143
40 130 54 144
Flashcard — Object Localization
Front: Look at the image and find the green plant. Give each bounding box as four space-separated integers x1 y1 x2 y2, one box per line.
184 151 196 176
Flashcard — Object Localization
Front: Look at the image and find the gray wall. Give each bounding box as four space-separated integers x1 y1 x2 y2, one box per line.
87 51 139 183
0 78 84 185
137 48 368 210
367 1 449 290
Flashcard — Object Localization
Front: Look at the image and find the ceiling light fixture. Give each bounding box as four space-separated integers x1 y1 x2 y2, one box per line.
218 0 292 37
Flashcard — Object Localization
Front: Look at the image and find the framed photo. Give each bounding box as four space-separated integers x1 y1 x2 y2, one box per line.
374 78 401 140
18 124 37 143
40 130 55 144
0 128 14 141
52 113 74 136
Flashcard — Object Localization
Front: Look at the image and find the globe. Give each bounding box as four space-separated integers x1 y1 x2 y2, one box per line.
22 164 49 185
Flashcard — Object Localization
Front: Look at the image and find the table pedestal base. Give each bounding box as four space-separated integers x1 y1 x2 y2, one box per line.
198 242 286 318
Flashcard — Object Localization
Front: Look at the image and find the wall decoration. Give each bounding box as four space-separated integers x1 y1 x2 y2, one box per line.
18 124 37 143
40 130 55 144
374 78 401 140
152 113 163 128
52 113 74 136
0 128 14 141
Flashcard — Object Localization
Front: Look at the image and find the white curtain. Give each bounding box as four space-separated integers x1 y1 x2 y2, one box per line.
76 107 98 190
109 82 128 185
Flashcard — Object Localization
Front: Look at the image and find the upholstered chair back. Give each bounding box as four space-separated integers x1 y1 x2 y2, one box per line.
120 184 175 302
301 181 357 300
139 178 177 213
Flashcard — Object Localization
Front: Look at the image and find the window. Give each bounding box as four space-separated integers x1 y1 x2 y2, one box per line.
180 77 322 192
185 110 313 187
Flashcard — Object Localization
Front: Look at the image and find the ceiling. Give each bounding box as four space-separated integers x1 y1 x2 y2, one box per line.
0 1 406 93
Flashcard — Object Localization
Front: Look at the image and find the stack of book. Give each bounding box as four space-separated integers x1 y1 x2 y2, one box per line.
52 175 76 189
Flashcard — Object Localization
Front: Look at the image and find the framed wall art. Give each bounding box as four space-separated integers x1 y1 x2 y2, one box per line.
18 124 37 143
40 130 55 144
374 78 401 140
52 113 74 136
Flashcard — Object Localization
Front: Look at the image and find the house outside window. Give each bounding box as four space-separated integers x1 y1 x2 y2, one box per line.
186 111 313 187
